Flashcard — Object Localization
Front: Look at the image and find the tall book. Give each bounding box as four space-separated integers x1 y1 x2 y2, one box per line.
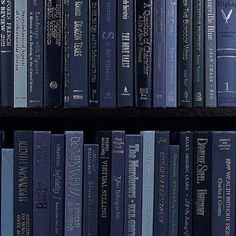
14 131 33 236
124 134 143 236
135 0 153 107
64 131 84 236
33 131 51 236
217 0 236 106
177 0 193 107
1 0 14 106
212 131 235 236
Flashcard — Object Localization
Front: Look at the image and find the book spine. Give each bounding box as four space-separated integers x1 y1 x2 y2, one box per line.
33 131 51 236
14 0 27 107
193 0 204 107
97 131 112 235
83 144 99 236
0 131 3 226
153 131 170 235
1 149 13 236
165 0 177 107
14 131 33 236
205 0 216 107
68 0 88 107
64 131 83 236
193 132 211 236
27 0 44 107
212 132 235 236
217 0 236 106
1 0 14 106
141 131 155 236
124 134 143 236
111 131 125 236
168 145 179 236
88 0 99 106
177 0 193 107
50 134 65 236
135 0 153 107
44 0 63 107
117 0 134 107
99 0 116 107
153 0 165 107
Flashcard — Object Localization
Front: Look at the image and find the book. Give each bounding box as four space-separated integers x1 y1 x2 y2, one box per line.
64 131 84 235
33 131 51 236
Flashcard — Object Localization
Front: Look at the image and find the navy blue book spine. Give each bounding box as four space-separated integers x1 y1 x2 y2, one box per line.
153 131 170 235
217 0 236 106
0 0 13 106
135 0 153 107
212 131 235 236
33 131 51 236
99 0 116 107
124 134 143 236
14 131 33 236
0 131 4 226
111 131 125 236
193 132 211 236
44 0 63 107
50 134 65 236
27 0 44 107
117 0 134 107
83 144 99 236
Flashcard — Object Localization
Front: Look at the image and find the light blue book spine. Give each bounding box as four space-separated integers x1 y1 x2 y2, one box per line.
166 0 177 107
14 0 27 107
1 149 14 236
141 131 155 236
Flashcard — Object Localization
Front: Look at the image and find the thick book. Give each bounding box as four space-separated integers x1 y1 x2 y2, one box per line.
177 0 193 107
83 144 99 236
111 131 125 236
64 131 84 235
124 134 143 236
14 131 33 236
153 131 170 235
141 131 155 236
117 0 134 107
99 0 116 107
193 132 211 236
14 0 27 107
33 131 51 236
1 149 13 236
135 0 153 107
212 131 236 236
1 0 14 106
44 0 63 107
217 0 236 106
50 134 65 236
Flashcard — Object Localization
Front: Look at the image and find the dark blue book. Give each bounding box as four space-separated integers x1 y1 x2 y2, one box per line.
50 134 65 236
111 131 125 236
168 145 179 236
0 0 14 106
135 0 153 107
64 131 84 236
117 0 134 107
124 134 143 236
217 0 236 106
83 144 99 236
0 131 4 226
33 131 51 236
99 0 116 107
27 0 44 107
193 132 211 236
14 131 33 236
153 131 170 236
212 131 236 236
44 0 63 107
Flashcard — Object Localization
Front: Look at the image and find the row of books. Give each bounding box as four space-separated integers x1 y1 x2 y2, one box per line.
1 0 236 108
0 130 235 235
